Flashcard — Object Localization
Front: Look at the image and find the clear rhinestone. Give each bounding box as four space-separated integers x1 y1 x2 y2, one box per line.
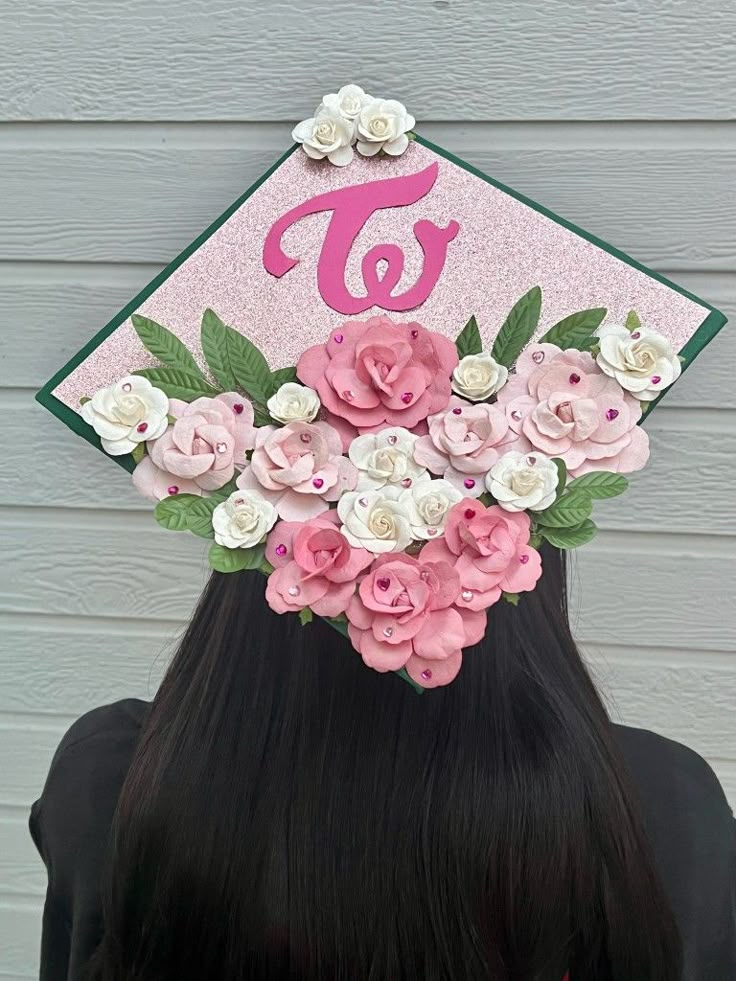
288 585 300 597
461 590 473 602
383 626 394 638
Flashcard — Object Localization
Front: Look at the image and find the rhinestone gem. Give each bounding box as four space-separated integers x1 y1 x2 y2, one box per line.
122 382 132 392
275 544 287 556
401 392 413 404
216 441 227 453
531 351 545 364
463 478 476 489
411 329 419 338
631 331 641 339
312 477 324 489
383 627 394 638
342 390 355 401
421 669 433 680
167 485 179 496
510 409 523 421
419 570 430 580
358 497 369 507
426 527 438 536
461 590 473 602
333 333 344 343
452 407 462 415
519 554 530 564
287 585 300 597
526 455 537 466
233 403 244 414
300 432 312 443
606 408 619 421
234 498 245 506
377 577 391 591
651 375 662 385
387 434 398 445
401 478 412 488
464 508 476 519
569 373 581 384
136 422 148 434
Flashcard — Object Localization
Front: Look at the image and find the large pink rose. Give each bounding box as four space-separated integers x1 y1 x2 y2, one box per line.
297 316 458 431
345 553 486 689
422 499 542 611
237 420 357 521
413 395 518 497
145 393 257 494
496 346 649 477
264 511 373 618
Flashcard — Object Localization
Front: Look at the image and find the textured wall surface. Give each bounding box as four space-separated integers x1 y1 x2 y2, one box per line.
1 1 734 975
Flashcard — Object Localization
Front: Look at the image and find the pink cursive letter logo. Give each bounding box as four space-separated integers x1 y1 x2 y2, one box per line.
262 163 460 315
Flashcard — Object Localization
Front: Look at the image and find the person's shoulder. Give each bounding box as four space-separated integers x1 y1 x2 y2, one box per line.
51 697 148 760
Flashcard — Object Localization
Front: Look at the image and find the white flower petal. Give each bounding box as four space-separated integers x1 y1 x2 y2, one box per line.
327 143 354 167
383 133 409 156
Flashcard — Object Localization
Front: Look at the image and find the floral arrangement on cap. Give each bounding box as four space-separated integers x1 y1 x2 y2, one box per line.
80 292 682 690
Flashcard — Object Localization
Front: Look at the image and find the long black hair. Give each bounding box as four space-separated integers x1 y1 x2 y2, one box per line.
91 544 681 980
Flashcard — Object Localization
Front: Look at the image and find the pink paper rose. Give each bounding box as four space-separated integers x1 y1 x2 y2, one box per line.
296 316 458 432
345 553 486 689
496 346 649 477
265 511 373 618
237 420 357 521
145 393 257 494
413 396 518 497
131 456 204 502
421 499 542 611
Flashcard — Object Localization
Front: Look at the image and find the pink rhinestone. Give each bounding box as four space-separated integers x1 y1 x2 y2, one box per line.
121 382 132 392
342 390 354 401
233 403 244 414
631 331 641 339
419 570 431 580
461 590 473 602
606 408 619 421
519 554 530 564
510 409 523 421
452 407 462 415
216 441 227 454
651 375 662 385
167 485 179 496
531 351 545 364
300 432 312 443
464 508 476 519
275 544 287 557
333 333 344 344
401 478 412 488
136 422 148 434
358 497 369 507
383 626 394 638
426 527 438 536
377 577 390 591
401 392 413 404
463 478 476 489
312 477 324 489
287 585 300 597
411 329 419 339
526 455 537 466
387 434 398 445
421 669 433 681
569 373 581 384
234 498 245 506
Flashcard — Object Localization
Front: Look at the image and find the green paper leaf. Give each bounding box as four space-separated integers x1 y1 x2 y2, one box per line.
79 396 91 405
477 491 494 507
540 307 607 349
491 286 542 368
200 308 239 391
208 542 265 573
201 308 273 404
528 532 542 549
253 405 272 427
455 315 483 358
625 309 641 332
154 493 201 531
259 559 275 575
502 592 520 606
130 443 146 465
566 471 628 500
539 519 597 549
551 458 568 501
271 366 298 389
185 497 218 539
535 493 593 528
298 608 313 626
133 367 221 401
131 314 204 377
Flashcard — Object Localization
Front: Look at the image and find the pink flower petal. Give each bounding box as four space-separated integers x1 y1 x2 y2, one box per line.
405 651 463 688
412 608 465 660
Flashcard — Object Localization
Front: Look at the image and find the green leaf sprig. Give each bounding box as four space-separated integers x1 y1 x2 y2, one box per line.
533 469 628 549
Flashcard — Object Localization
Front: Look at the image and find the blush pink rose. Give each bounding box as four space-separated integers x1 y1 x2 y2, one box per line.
131 456 204 502
237 420 357 521
345 553 486 689
421 499 542 611
265 511 373 618
413 396 518 497
496 346 649 477
297 316 458 432
146 393 257 493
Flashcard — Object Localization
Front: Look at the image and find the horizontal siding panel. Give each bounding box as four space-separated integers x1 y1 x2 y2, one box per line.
0 904 40 978
3 401 734 535
1 146 734 267
2 1 734 121
0 819 45 898
0 513 732 651
2 266 733 399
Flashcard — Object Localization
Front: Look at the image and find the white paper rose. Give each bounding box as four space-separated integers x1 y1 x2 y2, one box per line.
356 99 415 157
318 83 373 121
337 487 413 554
451 352 509 401
266 382 320 424
399 478 463 540
81 375 169 456
596 324 682 401
211 490 278 550
348 427 429 491
292 109 355 167
486 451 559 512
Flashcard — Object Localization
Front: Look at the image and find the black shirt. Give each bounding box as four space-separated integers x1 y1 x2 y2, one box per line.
29 698 736 980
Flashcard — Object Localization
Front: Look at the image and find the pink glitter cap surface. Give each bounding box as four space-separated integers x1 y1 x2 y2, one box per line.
43 138 724 440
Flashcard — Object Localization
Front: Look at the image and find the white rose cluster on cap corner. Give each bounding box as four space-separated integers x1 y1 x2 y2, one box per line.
292 84 415 167
596 323 682 401
81 375 169 456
